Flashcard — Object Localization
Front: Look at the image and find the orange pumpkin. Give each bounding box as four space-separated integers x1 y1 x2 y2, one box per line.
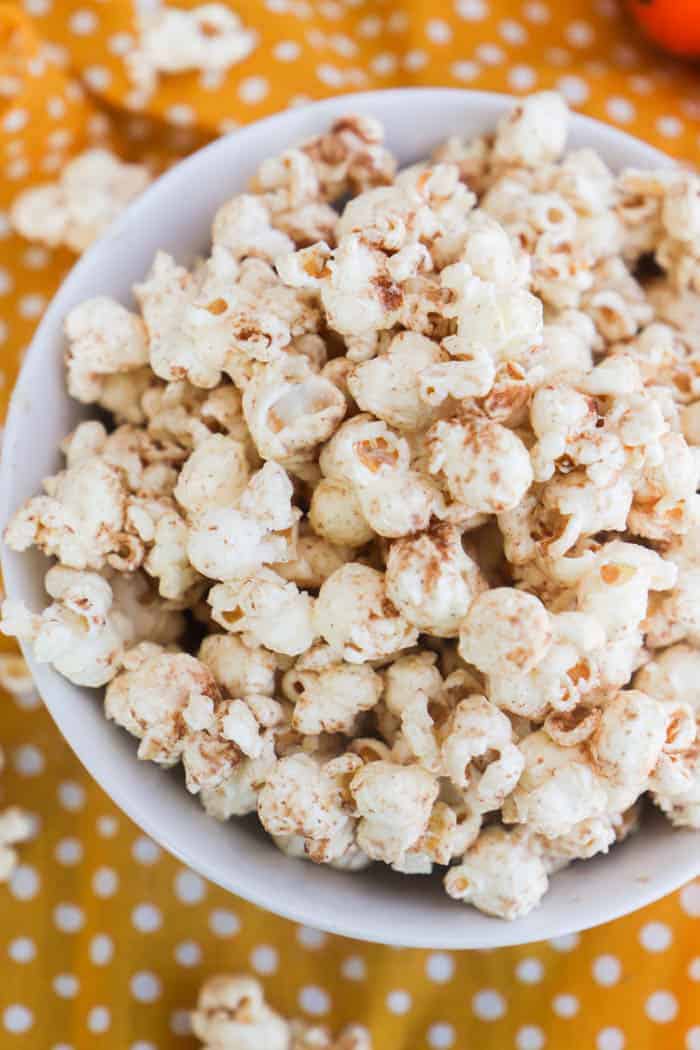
627 0 700 58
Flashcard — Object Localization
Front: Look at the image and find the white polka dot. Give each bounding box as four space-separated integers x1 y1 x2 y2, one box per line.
427 1023 455 1049
426 18 452 43
174 869 205 904
545 46 570 65
131 1044 156 1050
358 15 382 36
55 838 83 866
426 953 454 983
404 49 428 70
169 1011 192 1036
500 18 527 43
3 1005 33 1033
629 75 653 95
130 972 162 1003
47 128 72 149
553 994 579 1018
0 75 21 97
451 59 480 81
593 955 621 986
688 958 700 981
132 904 162 933
175 941 201 967
565 20 594 46
274 40 300 61
89 934 114 966
639 921 672 952
687 1027 700 1050
18 294 46 319
92 867 119 898
549 933 579 951
557 75 589 104
523 2 550 22
83 66 111 91
208 909 239 937
476 43 504 64
316 64 344 87
606 97 635 124
42 153 63 173
329 33 357 57
508 65 536 90
250 945 278 975
0 268 12 295
597 1028 625 1050
14 745 44 776
46 96 66 119
0 212 10 237
53 974 79 999
166 104 195 127
298 986 330 1016
131 836 160 865
51 1045 74 1050
516 958 544 984
58 780 85 812
657 116 683 138
680 882 700 916
69 9 97 34
387 11 408 31
645 991 677 1023
341 955 366 980
22 246 49 269
681 99 700 120
238 76 269 104
54 904 85 934
3 109 28 133
455 0 488 19
10 864 39 901
23 0 51 12
108 32 133 56
473 990 506 1021
387 990 412 1014
517 1026 545 1050
9 937 36 963
87 1007 110 1033
370 53 397 76
297 926 327 949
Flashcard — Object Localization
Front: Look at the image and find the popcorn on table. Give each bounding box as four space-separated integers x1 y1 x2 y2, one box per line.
10 149 151 253
192 973 372 1050
5 91 700 920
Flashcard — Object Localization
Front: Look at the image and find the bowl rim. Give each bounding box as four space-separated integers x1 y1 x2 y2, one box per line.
3 86 698 949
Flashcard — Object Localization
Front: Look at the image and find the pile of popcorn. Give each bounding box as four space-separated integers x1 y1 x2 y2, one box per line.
4 92 700 920
192 974 370 1050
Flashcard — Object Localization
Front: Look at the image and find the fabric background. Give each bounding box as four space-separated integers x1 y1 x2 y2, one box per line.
0 1 699 1047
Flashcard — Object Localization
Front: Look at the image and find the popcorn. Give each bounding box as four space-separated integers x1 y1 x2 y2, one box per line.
191 974 373 1050
445 826 549 920
2 568 130 687
5 456 126 571
426 417 533 515
64 298 149 407
458 588 552 676
127 4 257 99
492 92 569 170
187 461 300 582
191 974 290 1050
314 564 418 663
385 524 485 637
11 96 700 921
0 795 33 883
10 149 150 253
258 752 358 863
283 643 383 734
208 569 313 656
349 759 438 866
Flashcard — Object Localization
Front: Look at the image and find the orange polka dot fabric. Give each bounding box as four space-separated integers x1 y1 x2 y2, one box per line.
0 1 699 1048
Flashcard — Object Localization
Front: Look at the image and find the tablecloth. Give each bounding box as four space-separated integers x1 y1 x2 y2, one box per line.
0 1 699 1047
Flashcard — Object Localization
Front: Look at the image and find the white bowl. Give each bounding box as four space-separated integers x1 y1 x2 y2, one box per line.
3 88 699 949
